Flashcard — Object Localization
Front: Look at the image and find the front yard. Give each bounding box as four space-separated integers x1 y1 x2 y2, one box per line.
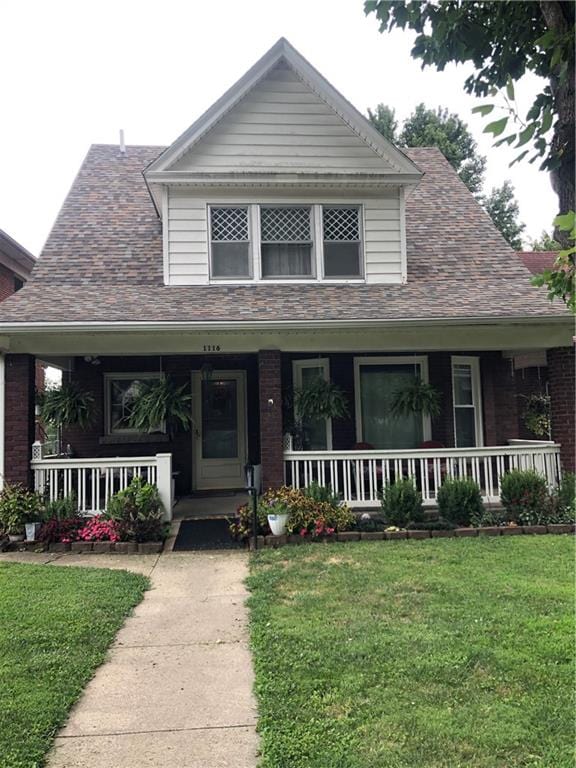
248 537 575 768
0 563 148 768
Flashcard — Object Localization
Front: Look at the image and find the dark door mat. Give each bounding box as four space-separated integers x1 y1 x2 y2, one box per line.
173 518 242 551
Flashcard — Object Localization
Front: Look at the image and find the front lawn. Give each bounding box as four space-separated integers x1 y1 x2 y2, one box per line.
248 537 574 768
0 563 148 768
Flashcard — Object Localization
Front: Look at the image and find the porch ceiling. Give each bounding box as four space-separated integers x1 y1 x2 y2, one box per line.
0 317 571 356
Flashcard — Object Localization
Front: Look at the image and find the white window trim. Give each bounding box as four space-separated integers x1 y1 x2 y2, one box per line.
451 356 484 447
292 358 333 450
104 372 165 436
206 203 365 284
207 204 253 281
353 355 432 445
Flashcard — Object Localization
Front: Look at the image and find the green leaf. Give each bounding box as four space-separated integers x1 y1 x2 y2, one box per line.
510 149 529 166
540 108 553 134
506 76 515 101
554 211 575 232
484 117 509 137
516 123 536 147
494 133 517 147
472 104 494 116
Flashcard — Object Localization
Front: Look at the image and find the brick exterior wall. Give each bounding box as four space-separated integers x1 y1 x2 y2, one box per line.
259 349 284 490
547 346 575 472
4 354 36 487
0 265 18 302
481 352 519 446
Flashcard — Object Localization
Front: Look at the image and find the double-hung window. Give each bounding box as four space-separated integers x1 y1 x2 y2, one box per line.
260 206 313 278
322 206 362 278
451 357 483 447
210 206 251 279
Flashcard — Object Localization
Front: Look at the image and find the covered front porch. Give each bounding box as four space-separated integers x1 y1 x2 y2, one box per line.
1 318 573 519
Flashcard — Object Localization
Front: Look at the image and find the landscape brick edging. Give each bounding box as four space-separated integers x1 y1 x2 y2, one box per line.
259 524 575 548
5 541 164 554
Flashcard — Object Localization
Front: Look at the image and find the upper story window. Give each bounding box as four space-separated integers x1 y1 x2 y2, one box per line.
207 203 364 283
261 206 313 278
322 206 362 278
210 206 251 279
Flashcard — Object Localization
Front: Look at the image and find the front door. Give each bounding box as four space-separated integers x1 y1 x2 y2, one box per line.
192 370 247 490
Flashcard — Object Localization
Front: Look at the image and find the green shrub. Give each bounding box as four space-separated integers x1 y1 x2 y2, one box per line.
548 472 576 524
470 507 508 528
105 477 166 542
381 478 424 528
301 481 341 509
230 485 355 539
437 478 484 527
406 518 456 531
500 470 549 525
43 493 78 520
0 484 44 535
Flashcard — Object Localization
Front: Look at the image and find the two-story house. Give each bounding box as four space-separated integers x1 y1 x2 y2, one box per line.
0 39 573 519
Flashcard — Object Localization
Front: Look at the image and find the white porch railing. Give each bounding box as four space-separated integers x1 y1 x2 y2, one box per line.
31 450 174 520
284 444 562 507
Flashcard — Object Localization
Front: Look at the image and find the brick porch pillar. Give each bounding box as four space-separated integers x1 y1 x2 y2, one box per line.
258 349 284 490
481 352 519 445
4 354 36 488
548 346 575 472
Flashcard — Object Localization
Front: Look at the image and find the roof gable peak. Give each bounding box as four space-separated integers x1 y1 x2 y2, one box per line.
145 38 421 179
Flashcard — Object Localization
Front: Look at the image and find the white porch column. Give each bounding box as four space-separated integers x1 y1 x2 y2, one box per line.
156 453 174 521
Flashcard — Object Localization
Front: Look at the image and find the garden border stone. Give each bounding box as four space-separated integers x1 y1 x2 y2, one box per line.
522 525 547 535
476 527 501 536
430 529 455 538
501 526 523 535
337 532 360 542
360 532 384 540
454 528 478 537
547 524 573 534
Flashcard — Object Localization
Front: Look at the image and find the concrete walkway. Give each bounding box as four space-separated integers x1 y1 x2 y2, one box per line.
2 550 259 767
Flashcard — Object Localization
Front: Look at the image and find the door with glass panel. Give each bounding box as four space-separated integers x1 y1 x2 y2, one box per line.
192 371 247 490
354 357 431 449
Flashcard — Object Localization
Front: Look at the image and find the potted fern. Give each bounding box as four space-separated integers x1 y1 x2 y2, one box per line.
389 380 442 420
292 377 349 449
128 377 192 439
37 383 95 454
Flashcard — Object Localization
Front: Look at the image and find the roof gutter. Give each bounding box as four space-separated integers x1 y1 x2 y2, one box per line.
0 315 570 334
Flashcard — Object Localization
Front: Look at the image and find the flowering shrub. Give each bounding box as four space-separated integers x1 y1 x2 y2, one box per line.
76 516 122 542
229 485 354 540
38 516 85 543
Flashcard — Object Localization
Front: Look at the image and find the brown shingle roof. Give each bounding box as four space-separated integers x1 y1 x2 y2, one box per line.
518 251 558 275
0 144 568 324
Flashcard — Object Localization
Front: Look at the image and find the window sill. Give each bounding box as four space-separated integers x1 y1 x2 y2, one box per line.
99 434 169 445
207 278 366 285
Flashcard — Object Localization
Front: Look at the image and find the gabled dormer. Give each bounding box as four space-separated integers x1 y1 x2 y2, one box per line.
144 38 422 286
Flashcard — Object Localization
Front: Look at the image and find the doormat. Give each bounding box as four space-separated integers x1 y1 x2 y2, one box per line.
172 518 243 551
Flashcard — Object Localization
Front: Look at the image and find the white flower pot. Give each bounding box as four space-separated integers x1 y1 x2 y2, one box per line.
8 534 25 543
267 514 289 536
25 522 41 542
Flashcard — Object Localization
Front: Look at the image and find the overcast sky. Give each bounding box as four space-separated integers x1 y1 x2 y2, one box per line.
1 0 557 256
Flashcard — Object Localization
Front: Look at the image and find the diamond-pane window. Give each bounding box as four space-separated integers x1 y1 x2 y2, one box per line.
209 207 251 278
106 374 164 434
260 206 313 278
261 207 311 243
322 206 362 278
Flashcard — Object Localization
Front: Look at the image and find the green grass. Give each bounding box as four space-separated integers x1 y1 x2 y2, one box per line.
0 563 148 768
247 537 575 768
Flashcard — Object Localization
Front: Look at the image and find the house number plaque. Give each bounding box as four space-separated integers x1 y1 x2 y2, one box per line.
203 345 221 352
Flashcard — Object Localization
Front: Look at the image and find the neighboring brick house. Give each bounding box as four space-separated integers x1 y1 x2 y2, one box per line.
0 39 573 515
0 229 35 302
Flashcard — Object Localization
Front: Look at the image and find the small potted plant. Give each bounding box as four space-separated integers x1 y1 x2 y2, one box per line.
0 484 44 543
264 499 290 536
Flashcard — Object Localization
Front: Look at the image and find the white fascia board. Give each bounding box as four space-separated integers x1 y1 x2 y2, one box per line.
0 316 570 335
144 38 422 180
146 172 422 186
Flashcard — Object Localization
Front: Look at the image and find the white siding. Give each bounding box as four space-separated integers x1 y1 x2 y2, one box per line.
166 190 403 286
171 64 397 175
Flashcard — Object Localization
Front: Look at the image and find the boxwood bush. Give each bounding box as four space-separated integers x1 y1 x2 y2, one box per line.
437 478 484 527
381 478 424 527
500 470 549 525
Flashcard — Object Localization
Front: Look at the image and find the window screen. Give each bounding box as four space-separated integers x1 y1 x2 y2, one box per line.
210 207 251 278
322 206 361 278
260 206 313 278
